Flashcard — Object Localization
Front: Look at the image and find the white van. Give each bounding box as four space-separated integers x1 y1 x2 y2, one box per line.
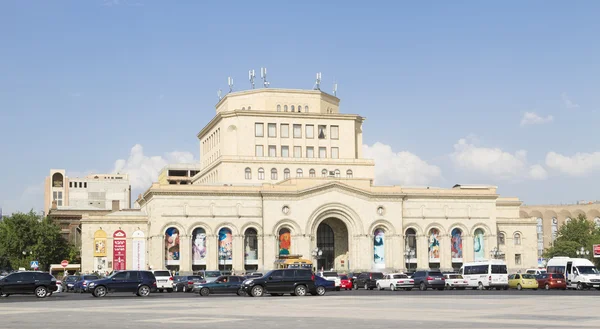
546 257 600 290
526 268 547 275
459 260 509 290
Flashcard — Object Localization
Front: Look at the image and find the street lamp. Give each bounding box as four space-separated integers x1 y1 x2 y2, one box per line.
490 247 502 259
576 247 590 258
404 249 415 272
311 247 322 272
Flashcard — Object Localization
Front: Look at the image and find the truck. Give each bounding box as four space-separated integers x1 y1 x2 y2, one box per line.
546 257 600 290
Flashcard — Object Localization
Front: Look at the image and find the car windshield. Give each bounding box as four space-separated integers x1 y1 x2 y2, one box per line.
65 276 79 282
448 274 462 279
205 271 221 277
323 272 338 277
107 271 122 279
577 266 599 274
392 274 408 279
154 271 171 277
522 274 536 279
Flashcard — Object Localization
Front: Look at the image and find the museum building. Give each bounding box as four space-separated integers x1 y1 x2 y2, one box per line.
80 88 537 274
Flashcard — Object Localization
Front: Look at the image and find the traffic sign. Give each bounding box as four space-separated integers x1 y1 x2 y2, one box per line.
30 261 39 269
61 260 69 268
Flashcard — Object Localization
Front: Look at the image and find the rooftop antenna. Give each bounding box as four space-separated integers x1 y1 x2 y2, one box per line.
227 76 234 93
333 81 338 96
260 67 270 88
249 69 256 89
217 89 222 100
314 72 322 90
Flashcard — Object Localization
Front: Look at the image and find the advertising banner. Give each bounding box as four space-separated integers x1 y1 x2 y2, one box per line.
132 230 145 270
113 230 126 271
594 245 600 258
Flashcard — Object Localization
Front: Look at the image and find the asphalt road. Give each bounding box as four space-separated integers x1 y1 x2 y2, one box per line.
2 289 600 329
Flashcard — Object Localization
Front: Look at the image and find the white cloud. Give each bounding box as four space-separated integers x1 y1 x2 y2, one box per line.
112 144 196 189
520 112 553 126
450 137 547 181
362 142 442 186
562 93 579 109
545 151 600 176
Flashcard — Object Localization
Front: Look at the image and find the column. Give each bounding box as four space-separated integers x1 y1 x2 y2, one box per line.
463 234 473 263
417 234 428 270
263 233 276 271
180 235 191 273
233 234 244 272
206 234 218 270
440 234 451 270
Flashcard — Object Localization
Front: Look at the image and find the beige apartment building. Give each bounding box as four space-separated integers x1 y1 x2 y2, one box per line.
80 88 537 275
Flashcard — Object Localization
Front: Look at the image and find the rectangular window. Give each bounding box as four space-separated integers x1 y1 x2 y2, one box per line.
84 182 87 188
319 147 327 158
331 125 339 139
268 145 276 157
79 182 82 188
281 146 289 157
331 147 339 159
293 124 302 138
318 125 327 139
281 124 289 138
69 182 72 188
306 125 314 139
255 123 264 137
268 123 277 137
515 254 522 265
255 145 264 157
306 146 314 158
294 146 302 158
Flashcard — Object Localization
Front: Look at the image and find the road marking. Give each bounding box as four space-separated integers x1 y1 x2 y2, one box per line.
137 317 243 324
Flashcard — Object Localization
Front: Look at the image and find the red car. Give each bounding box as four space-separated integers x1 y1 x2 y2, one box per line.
537 273 567 290
339 275 353 290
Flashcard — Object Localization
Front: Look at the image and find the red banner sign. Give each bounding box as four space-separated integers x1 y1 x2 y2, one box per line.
113 230 127 271
594 244 600 258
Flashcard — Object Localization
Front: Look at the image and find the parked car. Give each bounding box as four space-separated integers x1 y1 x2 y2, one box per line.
242 269 316 297
194 275 246 296
313 275 335 295
0 271 58 298
245 272 263 279
88 270 157 297
508 273 538 290
317 271 341 290
151 270 174 292
174 275 205 292
526 268 547 276
339 275 353 290
74 275 100 293
443 273 468 290
354 272 384 290
62 275 80 292
197 270 222 283
536 273 567 290
376 273 414 291
411 270 446 291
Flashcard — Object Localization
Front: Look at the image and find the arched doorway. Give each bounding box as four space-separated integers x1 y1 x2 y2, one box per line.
244 228 258 272
404 228 417 272
450 228 463 271
316 218 349 271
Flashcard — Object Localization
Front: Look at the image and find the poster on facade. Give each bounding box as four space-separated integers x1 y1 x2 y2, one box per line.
473 229 485 260
451 228 463 262
373 228 385 267
165 227 180 265
428 228 440 262
594 244 600 258
113 230 126 271
218 228 232 263
93 230 107 257
192 227 207 265
244 230 258 262
132 230 145 270
278 229 291 256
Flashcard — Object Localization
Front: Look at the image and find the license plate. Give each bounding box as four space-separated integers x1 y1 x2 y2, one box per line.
557 281 561 283
159 280 166 283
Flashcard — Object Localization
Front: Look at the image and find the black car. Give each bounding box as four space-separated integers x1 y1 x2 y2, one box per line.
87 270 157 297
411 270 445 291
354 272 384 290
173 275 205 292
194 275 246 296
0 271 58 298
62 275 80 292
74 275 101 293
242 269 316 297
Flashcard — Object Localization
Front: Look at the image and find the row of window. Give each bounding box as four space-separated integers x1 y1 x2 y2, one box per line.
497 232 522 246
255 145 339 159
244 167 353 180
199 170 219 184
202 128 221 155
255 123 339 140
69 181 87 188
276 104 308 113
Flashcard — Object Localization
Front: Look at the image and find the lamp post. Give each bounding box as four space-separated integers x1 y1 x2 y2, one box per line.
490 247 501 260
311 247 322 272
576 247 590 259
404 249 415 273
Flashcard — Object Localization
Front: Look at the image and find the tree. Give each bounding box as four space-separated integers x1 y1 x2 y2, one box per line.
544 214 600 267
0 211 76 271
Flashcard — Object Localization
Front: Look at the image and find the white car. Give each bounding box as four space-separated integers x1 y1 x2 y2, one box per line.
318 271 341 291
376 273 414 291
151 270 174 292
443 273 468 290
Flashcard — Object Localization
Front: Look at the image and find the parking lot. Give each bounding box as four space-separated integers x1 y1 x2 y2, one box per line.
2 290 600 329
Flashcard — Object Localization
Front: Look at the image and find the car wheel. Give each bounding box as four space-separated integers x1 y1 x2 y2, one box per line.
35 286 48 299
237 288 246 296
577 283 584 290
517 284 522 291
174 285 178 292
200 288 210 296
419 282 426 291
316 286 326 296
545 284 550 290
137 285 151 297
294 285 307 297
390 284 395 291
376 283 382 290
364 283 368 290
354 283 359 290
478 282 484 290
251 285 264 297
93 286 107 298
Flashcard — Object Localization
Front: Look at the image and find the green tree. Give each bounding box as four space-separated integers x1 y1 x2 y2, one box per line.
544 214 600 267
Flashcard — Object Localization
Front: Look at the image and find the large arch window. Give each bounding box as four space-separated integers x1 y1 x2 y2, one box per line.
284 168 290 180
551 217 558 243
278 228 291 256
165 227 180 266
245 167 251 180
271 168 278 180
450 228 463 263
309 169 316 177
192 227 207 266
428 228 440 264
218 228 233 269
296 168 303 178
536 217 544 258
405 228 417 270
244 228 258 268
373 228 385 268
473 228 485 261
258 168 265 180
317 223 335 270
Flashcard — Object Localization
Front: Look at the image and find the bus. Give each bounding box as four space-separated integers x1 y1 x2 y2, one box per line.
546 257 600 290
459 260 509 290
274 255 313 270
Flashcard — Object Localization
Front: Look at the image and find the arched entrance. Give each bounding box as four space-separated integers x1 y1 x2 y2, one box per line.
316 218 349 271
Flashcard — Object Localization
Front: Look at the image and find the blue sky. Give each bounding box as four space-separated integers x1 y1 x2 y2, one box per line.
1 0 599 215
